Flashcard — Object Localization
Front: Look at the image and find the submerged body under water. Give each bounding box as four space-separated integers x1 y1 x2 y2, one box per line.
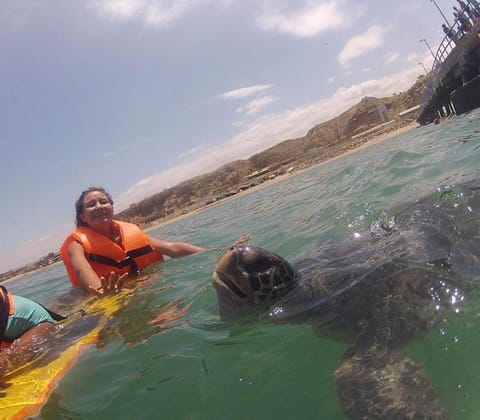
4 110 480 419
211 178 480 419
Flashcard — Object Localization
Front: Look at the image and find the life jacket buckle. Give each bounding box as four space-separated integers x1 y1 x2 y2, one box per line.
124 255 141 277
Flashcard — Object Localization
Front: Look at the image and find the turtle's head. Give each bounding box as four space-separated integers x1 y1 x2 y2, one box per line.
212 245 297 319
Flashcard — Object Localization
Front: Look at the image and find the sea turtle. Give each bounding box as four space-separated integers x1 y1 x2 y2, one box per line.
212 179 480 419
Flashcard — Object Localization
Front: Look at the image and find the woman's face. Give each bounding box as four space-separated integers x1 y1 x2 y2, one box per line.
80 191 114 228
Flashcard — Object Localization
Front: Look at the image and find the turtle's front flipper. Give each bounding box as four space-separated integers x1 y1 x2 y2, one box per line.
334 344 449 419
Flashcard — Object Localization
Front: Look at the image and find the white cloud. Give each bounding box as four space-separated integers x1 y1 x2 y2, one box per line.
335 65 421 101
385 52 399 64
116 63 422 209
236 95 278 115
406 51 434 71
144 1 200 26
220 84 273 100
221 85 277 117
87 0 207 27
406 52 419 64
92 0 144 20
178 145 209 159
338 25 384 67
257 0 356 37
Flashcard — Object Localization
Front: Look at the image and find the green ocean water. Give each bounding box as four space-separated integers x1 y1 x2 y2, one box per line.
6 110 480 419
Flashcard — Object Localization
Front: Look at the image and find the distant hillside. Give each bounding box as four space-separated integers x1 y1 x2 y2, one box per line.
116 75 426 226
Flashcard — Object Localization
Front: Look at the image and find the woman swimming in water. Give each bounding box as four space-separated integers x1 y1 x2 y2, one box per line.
61 186 206 297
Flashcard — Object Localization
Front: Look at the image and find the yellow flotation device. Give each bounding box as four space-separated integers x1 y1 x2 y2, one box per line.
0 295 125 419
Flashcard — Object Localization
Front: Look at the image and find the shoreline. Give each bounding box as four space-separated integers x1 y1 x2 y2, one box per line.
145 120 420 232
0 260 64 285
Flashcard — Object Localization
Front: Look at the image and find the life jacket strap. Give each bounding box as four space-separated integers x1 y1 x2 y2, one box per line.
88 245 154 277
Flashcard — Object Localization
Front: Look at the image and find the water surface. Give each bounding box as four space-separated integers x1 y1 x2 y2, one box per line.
6 110 480 419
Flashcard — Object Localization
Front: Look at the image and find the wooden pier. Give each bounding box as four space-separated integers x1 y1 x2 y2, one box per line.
418 21 480 124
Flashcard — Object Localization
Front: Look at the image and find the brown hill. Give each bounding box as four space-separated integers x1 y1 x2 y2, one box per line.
117 75 426 225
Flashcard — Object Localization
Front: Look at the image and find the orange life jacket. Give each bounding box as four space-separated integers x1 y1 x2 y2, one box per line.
60 220 164 287
0 286 15 349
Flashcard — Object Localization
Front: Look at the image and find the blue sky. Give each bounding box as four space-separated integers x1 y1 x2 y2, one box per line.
0 0 454 272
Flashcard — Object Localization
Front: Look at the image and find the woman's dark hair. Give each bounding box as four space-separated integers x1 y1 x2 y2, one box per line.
75 186 114 227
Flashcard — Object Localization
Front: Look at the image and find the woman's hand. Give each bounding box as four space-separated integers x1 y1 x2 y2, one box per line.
229 234 251 247
89 272 129 297
207 234 252 253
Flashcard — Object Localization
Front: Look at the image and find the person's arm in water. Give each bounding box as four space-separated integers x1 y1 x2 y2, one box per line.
0 322 56 374
0 290 58 375
66 237 205 296
147 234 251 257
147 236 206 257
67 230 247 297
10 322 56 350
66 241 128 297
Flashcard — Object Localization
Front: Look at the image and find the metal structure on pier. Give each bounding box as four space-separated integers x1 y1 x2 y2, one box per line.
417 19 480 124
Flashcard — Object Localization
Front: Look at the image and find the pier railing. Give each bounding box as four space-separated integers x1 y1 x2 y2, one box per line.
419 20 472 115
